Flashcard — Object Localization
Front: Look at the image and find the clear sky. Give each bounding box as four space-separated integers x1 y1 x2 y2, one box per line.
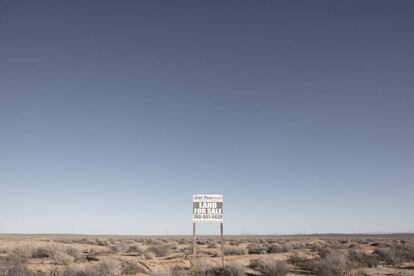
1 1 413 235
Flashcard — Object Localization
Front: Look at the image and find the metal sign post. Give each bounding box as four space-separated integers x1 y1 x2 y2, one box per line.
192 194 224 266
193 222 196 258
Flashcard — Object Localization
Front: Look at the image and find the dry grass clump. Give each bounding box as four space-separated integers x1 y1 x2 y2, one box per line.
249 257 289 276
223 246 247 256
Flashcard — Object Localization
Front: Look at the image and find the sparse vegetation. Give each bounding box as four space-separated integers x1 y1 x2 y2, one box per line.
0 235 413 275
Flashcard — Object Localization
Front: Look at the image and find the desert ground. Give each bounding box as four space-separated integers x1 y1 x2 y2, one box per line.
0 234 413 276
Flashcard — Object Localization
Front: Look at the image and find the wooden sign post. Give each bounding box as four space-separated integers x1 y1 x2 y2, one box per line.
192 194 224 266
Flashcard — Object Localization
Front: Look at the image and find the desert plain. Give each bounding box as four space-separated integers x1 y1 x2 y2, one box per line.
0 234 413 276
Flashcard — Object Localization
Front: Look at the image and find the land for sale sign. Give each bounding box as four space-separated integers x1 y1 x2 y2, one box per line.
192 194 223 223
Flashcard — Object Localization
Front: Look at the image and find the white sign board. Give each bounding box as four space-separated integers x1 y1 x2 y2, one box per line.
193 194 223 223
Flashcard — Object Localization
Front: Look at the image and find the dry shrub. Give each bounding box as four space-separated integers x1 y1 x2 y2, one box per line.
348 249 378 268
96 239 110 247
266 243 292 253
315 249 351 276
92 259 120 275
395 243 414 261
65 247 81 259
194 262 244 276
121 260 148 274
199 248 221 257
249 257 289 276
127 244 144 254
144 251 156 260
0 247 8 255
223 262 245 276
247 243 267 254
372 247 397 264
223 246 247 256
288 249 351 276
150 265 183 276
287 255 318 272
197 240 207 245
147 242 175 257
207 241 219 248
10 246 34 259
177 239 189 245
32 244 74 265
110 244 121 253
0 254 34 276
229 240 240 246
64 259 120 276
62 264 83 276
372 244 414 264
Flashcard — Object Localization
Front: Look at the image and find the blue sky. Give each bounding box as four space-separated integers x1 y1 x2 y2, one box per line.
0 1 413 235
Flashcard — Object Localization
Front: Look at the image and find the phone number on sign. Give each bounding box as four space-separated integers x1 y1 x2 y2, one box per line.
193 214 223 220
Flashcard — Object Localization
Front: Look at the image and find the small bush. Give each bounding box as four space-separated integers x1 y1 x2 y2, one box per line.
247 243 267 254
372 247 398 264
287 255 318 272
249 257 289 276
146 242 176 257
65 247 80 259
223 246 247 256
92 259 120 275
267 243 292 253
127 244 144 254
31 248 50 258
96 239 110 247
194 263 244 276
348 249 378 267
315 249 351 276
31 245 74 265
